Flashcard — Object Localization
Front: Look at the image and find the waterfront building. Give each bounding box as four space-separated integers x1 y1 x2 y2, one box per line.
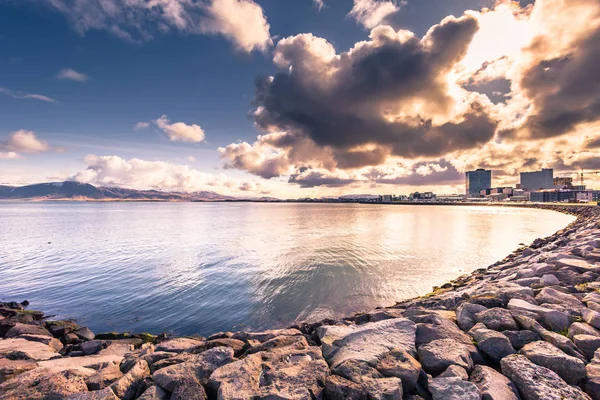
554 176 573 188
466 169 492 197
520 168 554 191
382 195 393 202
410 192 436 201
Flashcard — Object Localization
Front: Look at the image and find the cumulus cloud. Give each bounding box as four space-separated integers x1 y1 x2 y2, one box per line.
46 0 272 52
0 87 57 103
348 0 404 29
57 68 90 82
1 130 50 154
73 154 238 192
155 115 206 143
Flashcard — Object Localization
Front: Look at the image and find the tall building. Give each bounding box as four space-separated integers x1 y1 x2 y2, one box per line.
554 176 573 188
520 168 554 191
466 169 492 197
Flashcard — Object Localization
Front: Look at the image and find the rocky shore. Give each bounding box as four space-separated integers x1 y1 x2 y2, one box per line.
2 204 600 399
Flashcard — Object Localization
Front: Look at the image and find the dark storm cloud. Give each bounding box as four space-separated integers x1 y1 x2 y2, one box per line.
253 14 496 170
288 171 357 188
520 27 600 139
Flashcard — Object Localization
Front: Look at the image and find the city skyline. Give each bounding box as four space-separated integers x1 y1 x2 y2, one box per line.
1 0 600 198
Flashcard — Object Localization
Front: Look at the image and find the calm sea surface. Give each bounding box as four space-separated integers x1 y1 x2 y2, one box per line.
0 202 574 336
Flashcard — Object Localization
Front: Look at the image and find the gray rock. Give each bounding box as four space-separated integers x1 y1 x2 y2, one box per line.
469 365 520 400
583 308 600 330
589 301 600 312
583 292 600 304
232 328 302 343
324 375 367 400
574 334 600 360
536 287 584 308
154 338 204 353
137 385 169 400
541 274 560 286
66 387 119 400
317 318 416 368
475 308 519 331
362 377 403 400
375 348 421 392
0 338 58 361
110 359 150 400
569 322 600 338
417 339 473 375
587 349 600 400
501 330 540 350
75 327 95 341
81 340 105 356
16 334 64 352
507 299 570 331
457 303 488 331
469 323 515 363
514 315 586 361
170 378 207 400
438 365 468 380
429 376 482 400
86 363 123 390
501 354 590 400
416 318 473 346
0 368 90 399
5 323 52 338
519 340 586 384
333 359 383 383
555 257 600 273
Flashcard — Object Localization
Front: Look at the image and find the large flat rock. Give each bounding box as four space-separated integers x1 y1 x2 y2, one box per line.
316 318 416 368
0 338 58 361
39 354 123 372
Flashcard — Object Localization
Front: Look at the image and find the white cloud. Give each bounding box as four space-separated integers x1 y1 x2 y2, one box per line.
348 0 404 29
73 154 238 192
134 122 150 130
1 130 50 154
313 0 324 11
46 0 272 52
155 115 206 143
0 152 20 160
0 88 57 103
186 155 196 162
57 68 90 82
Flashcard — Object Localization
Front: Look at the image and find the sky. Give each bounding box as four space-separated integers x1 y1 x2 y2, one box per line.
0 0 599 198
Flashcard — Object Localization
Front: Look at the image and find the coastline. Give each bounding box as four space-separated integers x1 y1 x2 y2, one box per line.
1 204 599 399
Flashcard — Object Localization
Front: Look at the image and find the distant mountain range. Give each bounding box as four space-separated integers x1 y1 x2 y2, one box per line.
0 181 239 201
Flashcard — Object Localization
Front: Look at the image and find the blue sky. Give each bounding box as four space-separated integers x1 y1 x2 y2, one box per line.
1 0 598 197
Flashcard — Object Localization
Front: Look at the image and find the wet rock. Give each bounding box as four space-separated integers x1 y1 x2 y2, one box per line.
137 384 169 400
75 327 96 341
154 338 204 353
86 363 123 390
5 323 52 338
109 359 150 400
519 340 586 384
501 354 590 399
324 375 367 400
574 334 600 360
469 365 520 400
208 345 329 399
317 318 416 368
474 308 519 331
417 339 473 375
536 287 585 308
0 368 89 399
66 387 119 400
375 348 421 392
81 340 105 356
429 376 482 400
469 323 515 363
46 320 81 338
0 338 58 361
456 303 487 331
501 330 540 350
153 347 234 391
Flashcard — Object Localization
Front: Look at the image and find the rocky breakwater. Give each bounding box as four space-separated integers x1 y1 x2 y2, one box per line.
2 204 600 399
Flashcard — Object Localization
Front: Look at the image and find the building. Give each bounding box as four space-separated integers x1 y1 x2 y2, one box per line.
466 169 491 197
554 176 573 188
410 192 436 201
520 168 554 191
381 195 393 202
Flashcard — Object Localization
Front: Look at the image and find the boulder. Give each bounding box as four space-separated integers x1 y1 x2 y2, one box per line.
170 378 208 400
4 323 52 338
569 322 600 338
17 334 63 352
66 387 119 400
245 334 308 355
81 340 105 356
501 330 540 350
508 299 570 331
0 357 37 382
153 347 234 391
428 376 482 400
109 359 149 400
456 303 487 331
417 339 473 375
317 318 416 368
232 328 302 343
574 334 600 360
540 274 560 286
469 365 520 400
75 327 96 341
362 377 403 400
137 384 169 400
39 354 124 373
469 324 515 363
333 359 383 383
583 308 600 330
586 349 600 400
324 375 367 400
555 257 600 273
583 293 600 304
536 287 584 308
0 338 58 361
514 315 586 361
438 365 468 380
474 308 519 331
519 341 587 384
0 367 89 399
208 345 330 399
375 348 421 392
204 338 245 356
154 338 204 353
86 363 123 390
501 354 590 400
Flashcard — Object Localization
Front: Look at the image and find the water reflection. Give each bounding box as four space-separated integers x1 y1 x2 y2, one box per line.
0 202 574 336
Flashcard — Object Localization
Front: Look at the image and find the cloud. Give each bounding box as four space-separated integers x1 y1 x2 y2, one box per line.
45 0 272 52
1 130 50 154
0 152 20 160
134 122 150 130
288 170 357 188
57 68 90 82
0 88 57 103
155 115 206 143
186 156 196 162
73 154 240 192
348 0 404 29
313 0 324 11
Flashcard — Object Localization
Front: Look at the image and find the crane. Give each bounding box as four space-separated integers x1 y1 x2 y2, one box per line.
578 169 600 185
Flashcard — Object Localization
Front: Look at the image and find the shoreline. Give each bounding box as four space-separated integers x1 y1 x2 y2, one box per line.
1 204 599 399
